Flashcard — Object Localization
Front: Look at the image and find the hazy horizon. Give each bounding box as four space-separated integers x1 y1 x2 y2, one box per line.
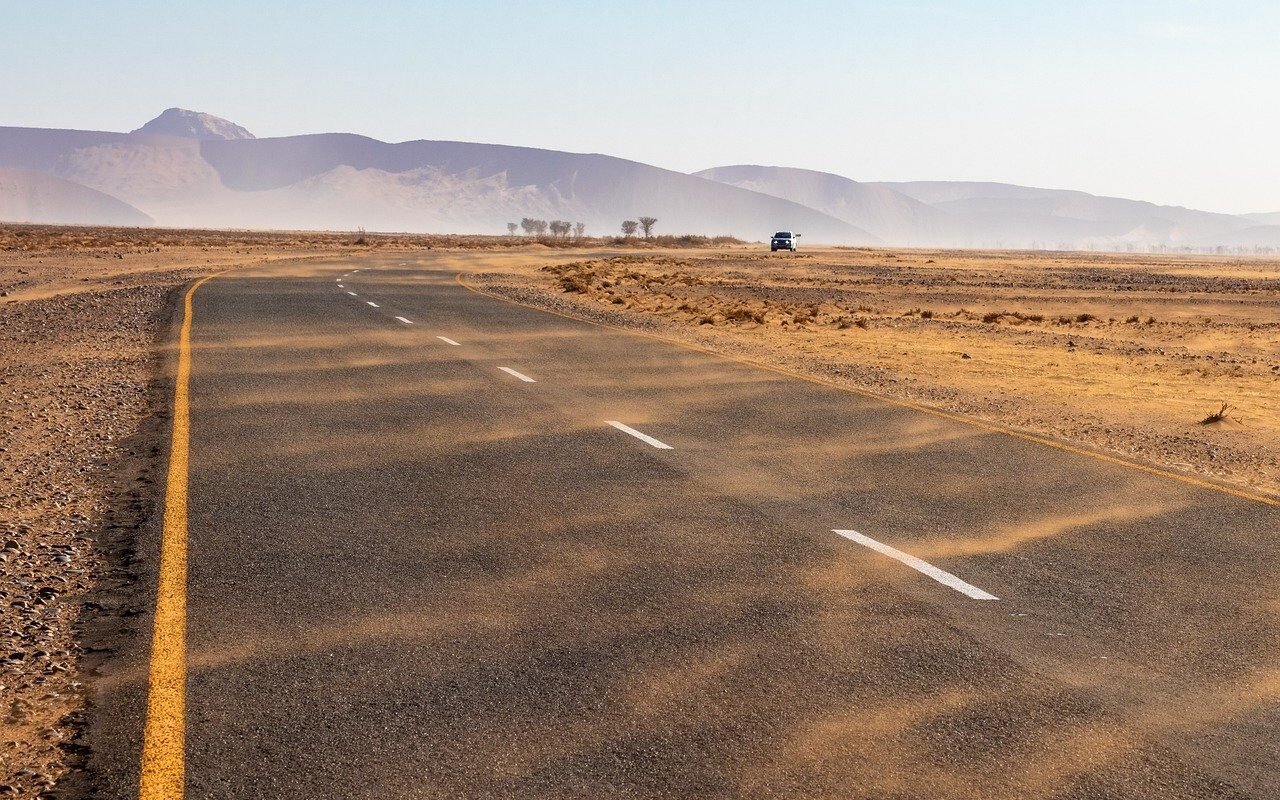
5 0 1279 215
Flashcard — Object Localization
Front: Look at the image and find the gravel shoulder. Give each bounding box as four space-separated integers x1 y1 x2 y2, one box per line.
0 227 371 798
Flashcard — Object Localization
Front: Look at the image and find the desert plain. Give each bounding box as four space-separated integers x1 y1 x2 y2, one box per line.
1 225 1278 796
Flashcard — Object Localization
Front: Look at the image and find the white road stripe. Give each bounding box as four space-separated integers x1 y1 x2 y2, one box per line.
498 367 536 383
832 530 999 600
605 421 673 450
366 301 380 308
347 291 358 296
337 284 345 288
395 316 413 324
436 336 461 346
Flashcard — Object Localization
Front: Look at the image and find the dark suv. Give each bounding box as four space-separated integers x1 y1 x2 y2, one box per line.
770 231 799 252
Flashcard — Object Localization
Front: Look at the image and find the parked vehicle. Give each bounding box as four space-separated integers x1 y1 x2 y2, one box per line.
770 231 800 252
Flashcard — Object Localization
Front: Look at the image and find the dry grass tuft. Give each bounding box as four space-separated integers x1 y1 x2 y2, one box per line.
1199 402 1235 425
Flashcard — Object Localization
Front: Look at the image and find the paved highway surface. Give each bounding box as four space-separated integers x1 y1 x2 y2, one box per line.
84 254 1280 798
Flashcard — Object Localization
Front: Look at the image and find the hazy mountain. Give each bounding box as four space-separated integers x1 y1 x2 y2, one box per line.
696 169 1258 248
2 109 1271 250
0 167 152 226
0 112 873 242
1243 211 1280 226
693 165 954 245
132 108 255 141
1196 225 1280 248
872 181 1252 247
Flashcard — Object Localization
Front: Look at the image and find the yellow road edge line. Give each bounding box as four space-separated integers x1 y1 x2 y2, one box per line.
138 273 220 800
455 271 1280 509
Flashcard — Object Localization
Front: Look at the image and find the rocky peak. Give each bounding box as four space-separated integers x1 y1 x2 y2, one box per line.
131 107 255 140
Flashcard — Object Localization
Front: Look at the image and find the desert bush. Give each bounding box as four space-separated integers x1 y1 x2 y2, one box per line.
726 307 763 324
1199 402 1233 425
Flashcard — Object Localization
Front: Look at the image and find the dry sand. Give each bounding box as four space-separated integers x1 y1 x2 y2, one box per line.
476 247 1280 500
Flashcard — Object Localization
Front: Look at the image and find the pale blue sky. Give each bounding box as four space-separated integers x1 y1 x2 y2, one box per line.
4 1 1277 213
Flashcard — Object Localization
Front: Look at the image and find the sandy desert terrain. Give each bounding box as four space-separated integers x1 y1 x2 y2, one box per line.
3 226 1278 796
476 247 1280 501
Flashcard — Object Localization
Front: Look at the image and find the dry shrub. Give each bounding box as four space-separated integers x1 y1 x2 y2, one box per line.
1199 402 1233 425
983 311 1044 324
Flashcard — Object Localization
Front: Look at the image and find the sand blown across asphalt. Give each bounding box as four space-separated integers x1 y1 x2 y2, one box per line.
479 246 1280 499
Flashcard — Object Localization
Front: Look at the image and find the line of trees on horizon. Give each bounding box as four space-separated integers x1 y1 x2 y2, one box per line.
506 216 660 241
507 218 587 241
621 217 658 239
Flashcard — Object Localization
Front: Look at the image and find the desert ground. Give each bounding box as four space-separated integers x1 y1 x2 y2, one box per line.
0 226 483 796
1 225 1277 796
477 247 1280 500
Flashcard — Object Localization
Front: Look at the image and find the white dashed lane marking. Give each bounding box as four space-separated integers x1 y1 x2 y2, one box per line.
395 316 413 324
832 530 999 600
605 421 673 450
347 291 358 296
366 301 380 308
498 367 536 383
437 336 461 346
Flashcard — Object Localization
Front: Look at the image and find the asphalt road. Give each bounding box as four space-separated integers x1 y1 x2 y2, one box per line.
85 253 1280 798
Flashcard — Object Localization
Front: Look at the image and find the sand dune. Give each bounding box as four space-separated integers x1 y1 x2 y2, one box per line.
0 167 152 226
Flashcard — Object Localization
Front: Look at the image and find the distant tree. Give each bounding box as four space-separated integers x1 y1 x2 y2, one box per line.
520 217 538 236
638 216 658 239
621 220 638 238
549 220 572 239
574 222 586 240
533 219 549 237
507 222 518 236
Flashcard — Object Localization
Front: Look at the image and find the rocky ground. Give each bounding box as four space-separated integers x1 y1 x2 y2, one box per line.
474 247 1280 500
0 226 381 798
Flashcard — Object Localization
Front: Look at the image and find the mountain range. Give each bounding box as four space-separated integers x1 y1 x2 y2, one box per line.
0 108 1276 249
